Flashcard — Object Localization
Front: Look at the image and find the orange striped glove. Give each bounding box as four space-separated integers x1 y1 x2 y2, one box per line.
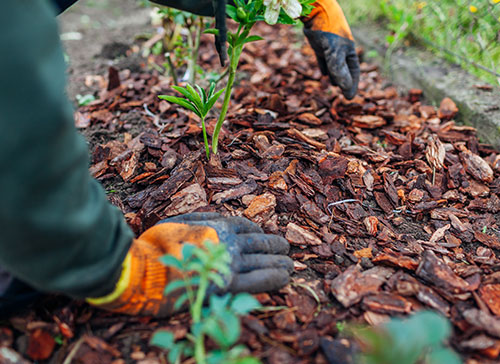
303 0 360 99
87 213 292 317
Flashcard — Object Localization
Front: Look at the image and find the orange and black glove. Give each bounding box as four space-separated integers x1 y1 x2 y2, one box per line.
303 0 360 99
87 213 292 317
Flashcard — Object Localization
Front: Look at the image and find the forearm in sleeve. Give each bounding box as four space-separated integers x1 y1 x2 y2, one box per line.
0 1 133 299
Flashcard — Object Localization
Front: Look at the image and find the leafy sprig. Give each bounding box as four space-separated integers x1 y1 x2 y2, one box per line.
151 242 262 364
159 83 223 159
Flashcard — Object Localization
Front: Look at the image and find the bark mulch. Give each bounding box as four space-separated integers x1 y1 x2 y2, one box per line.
1 23 500 364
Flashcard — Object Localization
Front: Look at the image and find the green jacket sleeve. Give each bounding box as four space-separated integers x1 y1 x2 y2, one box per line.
0 1 134 299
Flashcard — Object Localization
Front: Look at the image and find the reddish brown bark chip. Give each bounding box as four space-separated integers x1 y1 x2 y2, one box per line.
460 150 494 183
462 309 500 339
243 192 276 219
475 231 500 250
438 97 458 120
362 292 412 314
416 250 473 293
285 223 322 247
373 251 420 271
352 115 386 129
331 265 394 307
26 329 55 361
163 183 208 217
479 284 500 316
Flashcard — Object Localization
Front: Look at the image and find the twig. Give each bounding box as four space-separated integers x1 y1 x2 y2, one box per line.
143 103 168 131
327 199 362 214
62 337 85 364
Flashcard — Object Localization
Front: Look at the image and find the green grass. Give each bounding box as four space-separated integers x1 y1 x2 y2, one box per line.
341 0 500 86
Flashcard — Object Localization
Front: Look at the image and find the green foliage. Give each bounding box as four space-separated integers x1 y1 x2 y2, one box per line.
159 83 224 159
342 0 500 85
352 311 461 364
76 94 96 106
151 242 262 364
209 0 314 155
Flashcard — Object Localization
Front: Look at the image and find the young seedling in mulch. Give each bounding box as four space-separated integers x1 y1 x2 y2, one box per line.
351 310 460 364
159 83 224 159
150 242 262 364
160 0 314 158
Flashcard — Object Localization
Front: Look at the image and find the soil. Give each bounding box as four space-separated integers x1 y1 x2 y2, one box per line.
2 1 500 364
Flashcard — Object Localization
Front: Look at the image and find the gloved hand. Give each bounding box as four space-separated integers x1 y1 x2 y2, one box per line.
302 0 360 99
87 213 293 317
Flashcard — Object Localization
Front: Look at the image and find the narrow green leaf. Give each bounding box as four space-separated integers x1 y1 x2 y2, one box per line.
150 330 175 349
164 279 187 295
158 254 183 270
195 84 207 105
185 84 204 112
242 35 264 45
171 85 196 103
205 88 224 115
226 5 238 21
174 292 190 311
230 293 262 314
158 95 200 117
207 271 226 288
204 28 219 36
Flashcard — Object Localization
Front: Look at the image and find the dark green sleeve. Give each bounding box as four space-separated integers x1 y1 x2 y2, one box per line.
0 1 134 299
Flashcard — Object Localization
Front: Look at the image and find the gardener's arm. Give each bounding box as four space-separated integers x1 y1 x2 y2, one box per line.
0 1 134 299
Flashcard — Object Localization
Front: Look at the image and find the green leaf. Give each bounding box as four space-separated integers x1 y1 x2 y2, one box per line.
204 28 220 36
150 330 175 349
158 254 183 270
210 293 232 313
226 5 238 21
233 357 262 364
427 348 461 364
230 293 261 315
168 342 185 364
173 291 190 311
205 88 224 115
204 311 241 348
158 95 200 117
164 279 187 295
185 84 204 112
195 84 207 105
181 243 197 261
207 271 226 288
241 35 264 45
171 85 196 102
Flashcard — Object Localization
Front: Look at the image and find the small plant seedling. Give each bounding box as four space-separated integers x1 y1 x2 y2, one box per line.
151 242 262 364
159 83 224 159
351 310 461 364
159 0 314 158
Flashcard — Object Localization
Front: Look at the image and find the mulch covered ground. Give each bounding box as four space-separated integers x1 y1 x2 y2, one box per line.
2 22 500 364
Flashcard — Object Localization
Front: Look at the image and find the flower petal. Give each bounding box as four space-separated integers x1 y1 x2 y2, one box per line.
264 7 280 24
282 0 302 18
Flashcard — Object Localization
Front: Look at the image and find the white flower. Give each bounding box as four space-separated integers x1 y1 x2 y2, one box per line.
264 0 302 25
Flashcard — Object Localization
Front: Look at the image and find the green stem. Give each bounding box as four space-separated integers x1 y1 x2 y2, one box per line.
166 53 178 85
212 62 236 155
212 24 252 154
192 275 209 364
188 17 203 85
201 116 210 160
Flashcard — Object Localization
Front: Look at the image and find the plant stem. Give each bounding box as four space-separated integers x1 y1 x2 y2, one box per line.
165 53 178 85
188 17 203 84
212 23 252 154
192 275 209 364
201 116 210 160
212 63 236 155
